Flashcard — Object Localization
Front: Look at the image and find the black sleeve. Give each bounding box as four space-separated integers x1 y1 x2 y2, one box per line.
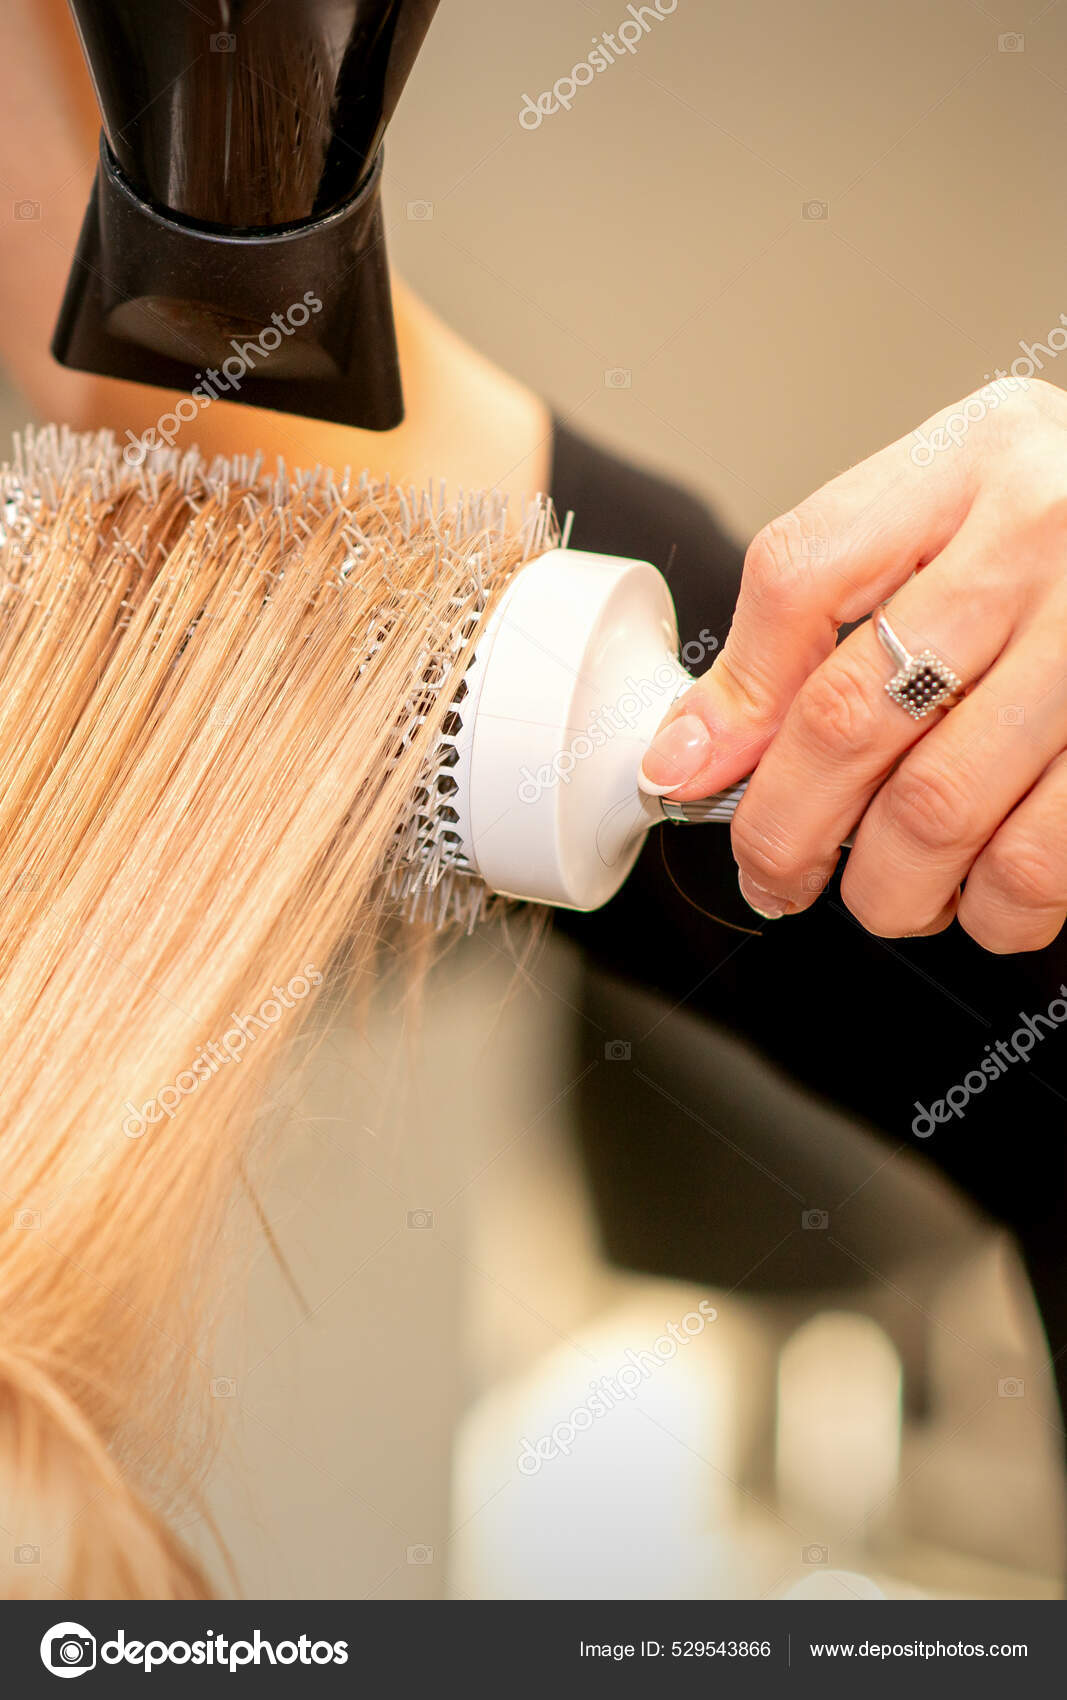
550 422 1067 1237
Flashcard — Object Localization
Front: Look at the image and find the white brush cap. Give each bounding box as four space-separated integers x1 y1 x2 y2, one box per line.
453 548 690 911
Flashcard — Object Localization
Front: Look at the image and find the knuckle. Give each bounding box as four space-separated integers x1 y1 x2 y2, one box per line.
956 905 1043 956
711 648 782 726
987 391 1067 492
838 872 899 938
791 656 883 763
995 378 1054 432
1021 376 1067 420
840 866 951 939
977 835 1062 911
884 760 977 856
731 810 801 889
742 508 820 608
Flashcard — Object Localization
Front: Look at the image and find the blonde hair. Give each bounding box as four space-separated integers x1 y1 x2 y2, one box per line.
0 427 550 1598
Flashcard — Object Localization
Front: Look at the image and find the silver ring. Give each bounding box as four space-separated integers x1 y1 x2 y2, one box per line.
874 605 964 721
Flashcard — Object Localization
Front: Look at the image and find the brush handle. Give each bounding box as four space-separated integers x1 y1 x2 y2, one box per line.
662 787 855 850
660 786 749 825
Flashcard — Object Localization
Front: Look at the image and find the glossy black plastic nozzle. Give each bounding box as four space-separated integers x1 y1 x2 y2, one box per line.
52 0 441 431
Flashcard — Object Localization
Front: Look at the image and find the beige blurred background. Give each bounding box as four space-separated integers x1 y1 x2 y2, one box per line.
5 0 1067 1599
383 0 1067 541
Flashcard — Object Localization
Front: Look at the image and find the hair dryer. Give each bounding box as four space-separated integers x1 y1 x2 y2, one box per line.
52 0 440 430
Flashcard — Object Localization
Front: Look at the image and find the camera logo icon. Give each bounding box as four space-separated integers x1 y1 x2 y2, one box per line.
998 1377 1024 1398
211 32 236 52
15 1544 40 1564
407 201 434 221
802 1208 829 1230
802 200 829 220
997 32 1024 52
14 200 40 220
407 1208 435 1230
604 1040 631 1061
997 704 1025 726
406 1544 434 1564
604 368 632 389
40 1622 96 1678
14 1208 40 1230
802 1543 829 1565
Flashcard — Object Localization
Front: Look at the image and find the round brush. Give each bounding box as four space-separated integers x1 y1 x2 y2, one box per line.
399 547 749 924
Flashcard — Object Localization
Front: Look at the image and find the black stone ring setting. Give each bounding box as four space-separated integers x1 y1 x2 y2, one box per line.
874 605 965 722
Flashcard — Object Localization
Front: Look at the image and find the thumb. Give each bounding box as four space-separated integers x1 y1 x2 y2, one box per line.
638 422 976 802
637 615 833 802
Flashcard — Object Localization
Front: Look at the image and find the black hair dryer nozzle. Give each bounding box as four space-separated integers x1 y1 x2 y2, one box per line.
52 0 441 432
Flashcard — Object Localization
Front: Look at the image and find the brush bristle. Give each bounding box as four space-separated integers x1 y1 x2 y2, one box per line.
0 425 558 936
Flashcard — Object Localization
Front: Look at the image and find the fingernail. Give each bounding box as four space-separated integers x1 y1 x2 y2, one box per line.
738 872 786 920
638 713 714 795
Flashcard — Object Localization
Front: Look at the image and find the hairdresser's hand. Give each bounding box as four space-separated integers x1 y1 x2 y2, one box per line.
639 378 1067 953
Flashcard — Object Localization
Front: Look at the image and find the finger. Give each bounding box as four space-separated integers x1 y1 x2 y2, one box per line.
638 406 978 801
904 890 962 937
843 603 1067 938
956 750 1067 953
729 520 1020 916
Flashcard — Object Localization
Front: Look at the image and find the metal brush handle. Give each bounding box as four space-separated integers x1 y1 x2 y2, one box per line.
661 784 855 849
660 785 749 825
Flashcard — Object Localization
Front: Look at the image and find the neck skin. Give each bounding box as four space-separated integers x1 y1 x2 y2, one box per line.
0 0 553 511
